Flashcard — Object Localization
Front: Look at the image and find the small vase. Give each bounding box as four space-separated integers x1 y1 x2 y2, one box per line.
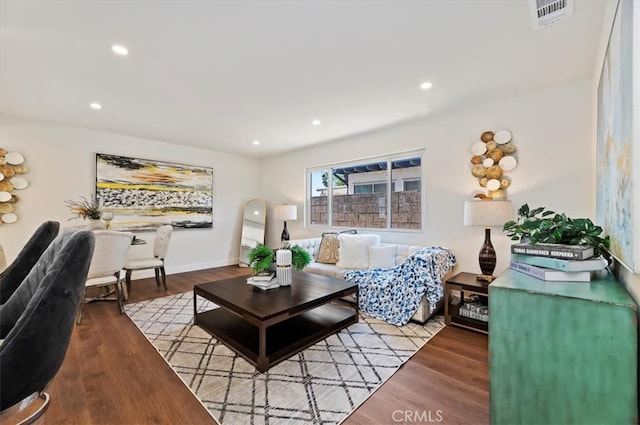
276 249 292 286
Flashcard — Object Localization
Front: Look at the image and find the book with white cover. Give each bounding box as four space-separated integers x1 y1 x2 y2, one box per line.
247 276 279 289
510 261 591 282
510 253 608 272
251 273 275 282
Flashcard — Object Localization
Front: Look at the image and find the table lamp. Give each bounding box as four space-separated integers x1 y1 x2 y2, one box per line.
274 204 297 243
463 199 513 282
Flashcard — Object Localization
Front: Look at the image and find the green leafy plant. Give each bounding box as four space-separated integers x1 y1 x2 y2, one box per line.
65 195 101 220
248 244 274 275
503 204 611 260
248 243 312 275
289 245 312 270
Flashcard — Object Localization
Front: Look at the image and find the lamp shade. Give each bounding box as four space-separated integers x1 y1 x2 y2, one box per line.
274 205 297 221
464 200 513 227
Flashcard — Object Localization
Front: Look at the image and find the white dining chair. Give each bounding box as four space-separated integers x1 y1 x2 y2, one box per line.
124 224 173 296
76 230 134 324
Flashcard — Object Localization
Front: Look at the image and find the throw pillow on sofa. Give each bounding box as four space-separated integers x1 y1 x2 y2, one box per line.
337 233 380 269
317 233 340 264
368 245 396 269
317 230 358 264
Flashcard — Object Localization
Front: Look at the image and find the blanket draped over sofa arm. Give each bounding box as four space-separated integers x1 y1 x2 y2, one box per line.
343 247 456 326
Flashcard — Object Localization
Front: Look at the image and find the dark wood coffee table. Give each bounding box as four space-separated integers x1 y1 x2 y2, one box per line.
193 270 358 372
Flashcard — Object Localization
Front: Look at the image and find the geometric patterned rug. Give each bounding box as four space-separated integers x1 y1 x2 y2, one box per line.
125 292 444 425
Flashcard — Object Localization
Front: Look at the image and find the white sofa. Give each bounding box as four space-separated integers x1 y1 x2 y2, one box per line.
288 237 453 324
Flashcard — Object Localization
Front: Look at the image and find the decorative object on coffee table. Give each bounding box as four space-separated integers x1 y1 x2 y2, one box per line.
464 199 513 281
274 204 297 243
288 244 312 270
248 243 311 276
276 248 292 286
248 244 274 275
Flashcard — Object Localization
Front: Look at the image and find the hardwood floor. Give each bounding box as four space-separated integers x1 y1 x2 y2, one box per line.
343 326 489 425
23 266 488 425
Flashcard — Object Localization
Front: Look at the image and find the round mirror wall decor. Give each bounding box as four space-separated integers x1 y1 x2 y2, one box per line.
0 148 28 225
468 129 518 200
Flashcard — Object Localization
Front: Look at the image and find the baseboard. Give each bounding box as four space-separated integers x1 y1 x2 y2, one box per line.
126 259 240 280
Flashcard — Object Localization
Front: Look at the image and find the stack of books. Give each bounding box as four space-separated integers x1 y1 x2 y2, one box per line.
509 242 607 282
459 300 489 322
246 273 280 290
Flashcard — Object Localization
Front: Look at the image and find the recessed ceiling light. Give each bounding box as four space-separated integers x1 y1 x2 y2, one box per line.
253 140 260 146
111 44 129 56
420 81 433 90
312 119 321 126
89 102 102 110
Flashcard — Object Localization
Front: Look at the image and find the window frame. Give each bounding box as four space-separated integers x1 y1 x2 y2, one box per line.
305 149 424 233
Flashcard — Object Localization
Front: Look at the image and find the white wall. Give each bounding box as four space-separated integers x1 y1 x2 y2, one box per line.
0 79 605 281
0 115 260 275
260 79 595 276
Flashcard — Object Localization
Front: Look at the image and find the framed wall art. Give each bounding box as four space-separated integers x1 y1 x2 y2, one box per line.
596 0 638 273
96 153 213 231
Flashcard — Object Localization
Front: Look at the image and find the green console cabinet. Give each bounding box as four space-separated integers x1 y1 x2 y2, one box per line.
489 269 638 425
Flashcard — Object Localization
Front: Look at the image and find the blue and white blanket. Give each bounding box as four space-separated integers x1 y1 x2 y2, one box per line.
343 247 457 326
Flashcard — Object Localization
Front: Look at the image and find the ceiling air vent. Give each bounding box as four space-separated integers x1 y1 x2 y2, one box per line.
529 0 574 30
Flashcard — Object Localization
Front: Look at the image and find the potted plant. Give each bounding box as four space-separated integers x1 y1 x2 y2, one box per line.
248 244 312 275
248 244 274 275
502 204 611 261
65 195 101 220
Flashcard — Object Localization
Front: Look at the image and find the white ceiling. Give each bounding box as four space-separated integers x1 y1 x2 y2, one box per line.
0 0 608 158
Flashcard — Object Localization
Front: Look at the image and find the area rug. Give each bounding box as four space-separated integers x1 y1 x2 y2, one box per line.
125 292 444 425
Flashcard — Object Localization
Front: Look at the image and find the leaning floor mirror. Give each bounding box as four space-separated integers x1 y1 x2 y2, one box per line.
239 199 266 267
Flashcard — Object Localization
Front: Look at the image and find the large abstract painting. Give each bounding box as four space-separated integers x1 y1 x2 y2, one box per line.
96 153 213 231
596 0 638 273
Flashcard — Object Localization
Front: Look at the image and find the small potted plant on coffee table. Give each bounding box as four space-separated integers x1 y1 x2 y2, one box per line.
248 244 312 275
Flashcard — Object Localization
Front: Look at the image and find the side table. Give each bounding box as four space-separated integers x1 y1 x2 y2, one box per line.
444 272 489 334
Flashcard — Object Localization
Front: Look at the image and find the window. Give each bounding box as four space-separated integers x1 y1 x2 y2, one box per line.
354 182 388 194
306 152 422 230
309 170 328 225
403 180 421 191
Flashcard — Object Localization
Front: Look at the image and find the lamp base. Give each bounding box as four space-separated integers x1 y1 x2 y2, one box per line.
478 227 497 277
476 274 495 282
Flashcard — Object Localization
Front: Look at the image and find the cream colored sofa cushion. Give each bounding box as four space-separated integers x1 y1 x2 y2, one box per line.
336 234 380 269
368 245 396 269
